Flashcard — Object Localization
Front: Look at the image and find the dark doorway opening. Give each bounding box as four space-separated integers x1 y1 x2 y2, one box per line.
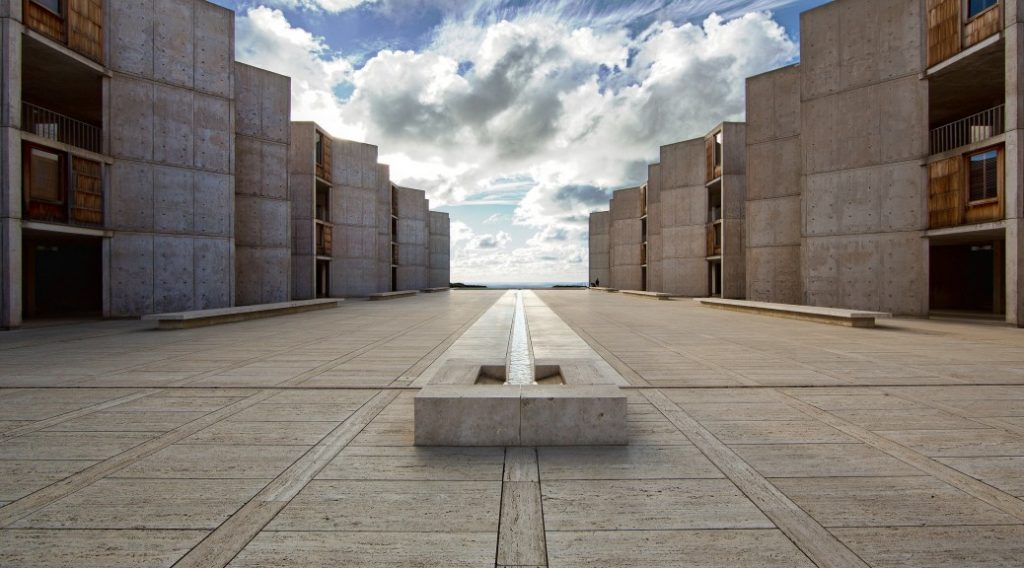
316 260 330 298
22 232 102 319
709 261 722 298
930 239 1004 316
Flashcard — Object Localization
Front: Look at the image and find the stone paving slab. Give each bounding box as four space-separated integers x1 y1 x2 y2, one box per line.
0 291 1022 566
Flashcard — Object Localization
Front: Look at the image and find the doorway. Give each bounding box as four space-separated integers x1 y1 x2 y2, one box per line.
929 239 1004 316
22 232 102 319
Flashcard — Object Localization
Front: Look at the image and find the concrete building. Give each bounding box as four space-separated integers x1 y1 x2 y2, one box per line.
592 123 747 298
591 0 1024 325
2 0 450 328
428 210 451 289
234 63 291 306
743 0 1021 322
288 123 448 298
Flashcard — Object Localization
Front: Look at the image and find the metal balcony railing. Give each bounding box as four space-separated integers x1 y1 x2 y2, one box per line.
22 102 102 154
930 105 1004 155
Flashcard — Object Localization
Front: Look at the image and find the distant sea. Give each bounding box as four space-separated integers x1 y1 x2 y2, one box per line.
461 282 588 289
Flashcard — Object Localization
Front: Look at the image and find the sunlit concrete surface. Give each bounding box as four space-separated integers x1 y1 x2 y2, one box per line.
1 290 1023 567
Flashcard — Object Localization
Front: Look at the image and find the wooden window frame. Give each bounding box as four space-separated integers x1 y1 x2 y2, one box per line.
28 0 65 19
965 145 1002 206
964 0 999 22
23 142 68 205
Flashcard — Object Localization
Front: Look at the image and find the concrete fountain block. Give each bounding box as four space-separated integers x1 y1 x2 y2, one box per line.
414 385 521 446
520 386 628 446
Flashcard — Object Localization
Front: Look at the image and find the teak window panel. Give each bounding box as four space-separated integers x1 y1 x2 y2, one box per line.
24 0 104 64
965 146 1004 224
928 156 964 229
315 131 332 183
23 142 68 223
71 156 103 226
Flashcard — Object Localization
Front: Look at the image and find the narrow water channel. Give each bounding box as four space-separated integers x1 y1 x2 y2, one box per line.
505 291 536 385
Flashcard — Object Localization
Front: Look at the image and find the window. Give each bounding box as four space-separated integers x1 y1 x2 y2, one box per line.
713 131 723 169
28 147 63 202
31 0 62 16
968 149 999 202
315 131 323 165
968 0 998 18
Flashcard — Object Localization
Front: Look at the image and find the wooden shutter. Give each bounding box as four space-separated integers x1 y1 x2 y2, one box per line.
928 156 964 229
926 0 961 67
71 156 103 226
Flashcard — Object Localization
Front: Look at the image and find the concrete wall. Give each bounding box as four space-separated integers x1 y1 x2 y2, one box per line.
799 0 928 315
107 0 235 316
1 9 22 327
395 186 429 290
233 63 290 306
657 140 708 296
588 211 610 286
331 139 381 297
376 164 393 292
646 164 663 293
428 211 450 288
288 122 316 299
746 66 804 305
720 122 748 299
609 187 643 290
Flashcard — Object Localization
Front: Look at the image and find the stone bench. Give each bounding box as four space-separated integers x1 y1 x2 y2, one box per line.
589 287 619 292
621 290 671 300
368 290 418 300
142 299 343 330
696 298 891 328
420 287 450 293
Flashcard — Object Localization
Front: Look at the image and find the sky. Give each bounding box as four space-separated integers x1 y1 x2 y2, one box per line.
211 0 829 284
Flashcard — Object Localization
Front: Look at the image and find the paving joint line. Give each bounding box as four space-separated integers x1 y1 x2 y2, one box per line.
771 390 1024 522
642 389 871 568
0 389 161 440
0 389 279 527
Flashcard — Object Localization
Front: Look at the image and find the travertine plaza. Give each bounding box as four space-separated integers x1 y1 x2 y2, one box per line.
2 0 1024 567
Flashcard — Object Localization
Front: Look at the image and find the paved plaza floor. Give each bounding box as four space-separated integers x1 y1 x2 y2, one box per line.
0 290 1023 567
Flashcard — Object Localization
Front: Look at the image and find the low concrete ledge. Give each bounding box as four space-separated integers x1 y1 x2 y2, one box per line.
421 287 451 293
589 287 619 293
621 290 671 300
415 384 627 446
696 298 890 328
142 299 343 330
368 290 418 300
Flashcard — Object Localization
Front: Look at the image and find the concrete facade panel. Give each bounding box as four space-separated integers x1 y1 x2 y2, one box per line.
660 258 707 297
110 76 154 161
194 238 231 309
109 0 155 77
195 172 232 236
194 93 232 174
194 1 233 98
154 0 194 88
153 166 194 233
747 246 802 304
747 137 801 201
110 234 154 317
153 85 195 168
746 196 802 248
110 161 154 231
153 235 194 313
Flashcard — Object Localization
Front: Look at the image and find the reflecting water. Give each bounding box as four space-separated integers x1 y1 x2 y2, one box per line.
506 291 536 385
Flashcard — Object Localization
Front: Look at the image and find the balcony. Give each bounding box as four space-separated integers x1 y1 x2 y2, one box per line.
22 102 101 154
930 105 1004 155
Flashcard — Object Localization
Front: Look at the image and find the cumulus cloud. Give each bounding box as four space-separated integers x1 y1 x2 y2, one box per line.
235 2 799 282
263 0 378 13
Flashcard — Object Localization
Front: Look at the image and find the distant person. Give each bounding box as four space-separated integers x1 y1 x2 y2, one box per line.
595 278 600 287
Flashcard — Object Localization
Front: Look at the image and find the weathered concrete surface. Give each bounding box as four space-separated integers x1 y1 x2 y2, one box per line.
395 186 429 291
234 63 291 306
798 0 928 316
288 122 318 300
588 211 610 286
428 211 450 289
107 0 235 316
719 122 747 299
746 65 803 304
332 140 381 297
657 140 707 296
2 291 1024 566
646 164 663 292
608 187 643 291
